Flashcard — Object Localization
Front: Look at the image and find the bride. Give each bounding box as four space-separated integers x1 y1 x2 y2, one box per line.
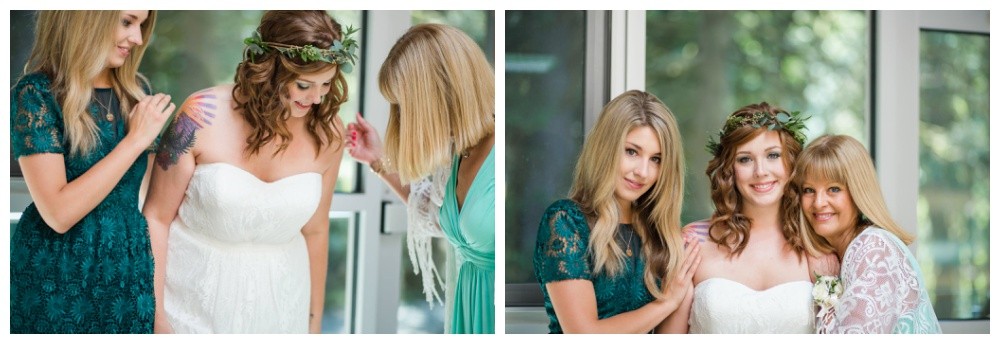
671 103 838 333
142 11 354 333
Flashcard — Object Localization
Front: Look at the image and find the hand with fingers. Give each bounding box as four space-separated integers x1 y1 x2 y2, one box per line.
662 237 702 308
126 93 175 149
346 112 385 166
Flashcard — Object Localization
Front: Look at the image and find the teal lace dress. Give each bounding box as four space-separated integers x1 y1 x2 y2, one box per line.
533 199 651 334
10 73 155 333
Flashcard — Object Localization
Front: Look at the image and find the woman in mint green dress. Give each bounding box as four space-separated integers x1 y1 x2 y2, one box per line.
10 10 174 333
533 90 701 333
346 23 495 334
794 135 941 333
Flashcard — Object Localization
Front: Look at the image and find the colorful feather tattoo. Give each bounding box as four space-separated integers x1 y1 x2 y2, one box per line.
155 90 217 170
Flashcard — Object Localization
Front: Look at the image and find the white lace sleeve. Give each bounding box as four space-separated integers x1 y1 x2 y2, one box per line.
816 228 924 334
405 166 450 306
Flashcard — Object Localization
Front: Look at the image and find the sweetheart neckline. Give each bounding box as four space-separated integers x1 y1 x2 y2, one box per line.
695 277 812 293
196 162 320 184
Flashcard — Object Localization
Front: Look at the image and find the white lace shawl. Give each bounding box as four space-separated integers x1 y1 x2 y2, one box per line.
816 227 941 334
405 165 450 306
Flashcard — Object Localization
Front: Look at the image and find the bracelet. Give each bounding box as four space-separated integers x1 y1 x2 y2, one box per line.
369 158 385 175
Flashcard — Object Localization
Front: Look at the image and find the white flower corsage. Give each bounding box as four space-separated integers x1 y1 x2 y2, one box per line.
812 273 843 319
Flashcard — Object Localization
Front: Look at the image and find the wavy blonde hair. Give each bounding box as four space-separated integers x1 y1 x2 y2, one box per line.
568 90 685 298
792 134 913 256
705 102 805 257
232 10 348 157
24 10 157 156
379 23 494 183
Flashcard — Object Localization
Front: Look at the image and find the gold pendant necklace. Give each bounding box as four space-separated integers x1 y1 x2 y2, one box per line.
624 228 634 257
93 91 115 122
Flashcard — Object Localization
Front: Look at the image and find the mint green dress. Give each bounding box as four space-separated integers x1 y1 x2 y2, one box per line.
533 199 651 334
439 147 495 334
9 73 155 333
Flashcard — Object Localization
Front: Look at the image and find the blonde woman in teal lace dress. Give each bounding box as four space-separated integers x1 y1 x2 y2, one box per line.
347 23 495 334
10 10 173 333
533 90 700 333
795 135 941 333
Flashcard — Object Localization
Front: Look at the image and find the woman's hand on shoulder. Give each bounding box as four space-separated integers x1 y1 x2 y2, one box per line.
660 236 701 309
126 93 175 149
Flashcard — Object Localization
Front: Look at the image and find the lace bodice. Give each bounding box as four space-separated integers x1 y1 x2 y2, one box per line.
816 227 941 334
689 278 815 333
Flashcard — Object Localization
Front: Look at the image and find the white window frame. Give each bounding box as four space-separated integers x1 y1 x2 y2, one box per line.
874 10 989 334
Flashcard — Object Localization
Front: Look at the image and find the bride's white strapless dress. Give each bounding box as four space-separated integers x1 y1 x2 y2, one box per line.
164 163 322 333
689 278 815 333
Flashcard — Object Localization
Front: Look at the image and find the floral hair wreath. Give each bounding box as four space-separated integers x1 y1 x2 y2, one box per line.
243 25 360 73
705 110 810 156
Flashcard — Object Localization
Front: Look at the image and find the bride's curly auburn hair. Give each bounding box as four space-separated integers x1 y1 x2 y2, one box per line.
705 102 805 257
233 10 348 157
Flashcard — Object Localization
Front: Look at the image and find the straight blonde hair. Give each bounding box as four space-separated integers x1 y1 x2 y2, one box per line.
24 10 157 156
378 23 494 183
568 90 685 298
793 134 914 257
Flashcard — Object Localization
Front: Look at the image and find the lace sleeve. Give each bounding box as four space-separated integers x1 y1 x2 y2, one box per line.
816 229 923 333
11 75 65 158
533 200 592 284
405 166 449 306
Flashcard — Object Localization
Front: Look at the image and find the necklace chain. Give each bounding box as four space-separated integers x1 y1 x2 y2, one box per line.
93 91 115 122
623 227 634 257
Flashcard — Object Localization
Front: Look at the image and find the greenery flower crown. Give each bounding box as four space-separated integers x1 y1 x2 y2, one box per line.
243 25 360 73
705 110 810 156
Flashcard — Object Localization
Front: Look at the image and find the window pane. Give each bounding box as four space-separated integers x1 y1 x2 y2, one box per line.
918 30 989 320
321 214 353 333
140 10 362 193
394 11 495 333
645 10 869 225
504 11 587 284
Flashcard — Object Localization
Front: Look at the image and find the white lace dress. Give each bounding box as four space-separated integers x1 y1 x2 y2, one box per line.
816 227 941 334
164 163 321 333
689 278 815 333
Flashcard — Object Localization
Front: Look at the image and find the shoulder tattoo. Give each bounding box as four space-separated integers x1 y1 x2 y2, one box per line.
155 90 217 170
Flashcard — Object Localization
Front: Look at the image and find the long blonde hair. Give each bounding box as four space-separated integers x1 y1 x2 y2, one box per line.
24 10 157 155
792 134 914 257
378 23 494 183
568 90 685 298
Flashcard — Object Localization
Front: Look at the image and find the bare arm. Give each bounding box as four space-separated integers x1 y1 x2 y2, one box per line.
301 145 343 333
346 113 410 202
142 91 213 334
547 280 678 334
20 94 174 233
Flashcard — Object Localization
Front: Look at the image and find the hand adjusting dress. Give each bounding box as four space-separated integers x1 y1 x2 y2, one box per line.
164 163 321 333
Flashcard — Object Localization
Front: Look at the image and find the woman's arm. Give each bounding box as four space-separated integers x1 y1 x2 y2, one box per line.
20 94 174 233
346 113 410 202
141 93 211 334
655 237 701 333
301 145 344 334
547 279 676 334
